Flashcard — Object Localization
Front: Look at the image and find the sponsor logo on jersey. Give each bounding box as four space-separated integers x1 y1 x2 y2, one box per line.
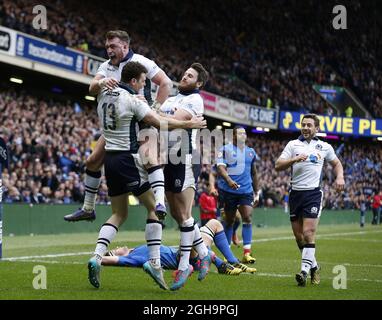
106 91 120 97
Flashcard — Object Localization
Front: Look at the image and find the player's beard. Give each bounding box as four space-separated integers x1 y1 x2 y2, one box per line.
178 81 197 92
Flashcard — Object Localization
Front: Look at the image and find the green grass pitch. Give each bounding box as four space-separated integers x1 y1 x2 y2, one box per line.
0 223 381 300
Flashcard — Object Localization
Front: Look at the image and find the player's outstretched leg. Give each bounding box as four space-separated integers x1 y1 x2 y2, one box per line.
143 261 169 290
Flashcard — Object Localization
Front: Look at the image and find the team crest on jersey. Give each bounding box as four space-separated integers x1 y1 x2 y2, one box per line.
315 144 323 151
311 207 318 214
175 179 182 188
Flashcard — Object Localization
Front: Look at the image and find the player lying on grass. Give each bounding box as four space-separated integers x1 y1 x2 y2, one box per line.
101 219 257 280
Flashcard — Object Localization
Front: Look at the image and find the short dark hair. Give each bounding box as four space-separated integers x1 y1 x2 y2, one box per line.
121 61 148 83
302 113 320 127
190 63 209 88
105 30 131 45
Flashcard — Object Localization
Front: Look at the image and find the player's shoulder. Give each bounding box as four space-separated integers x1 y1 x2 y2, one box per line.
314 139 333 150
182 93 203 109
186 92 203 103
98 60 114 71
246 146 257 156
131 53 154 65
288 139 304 147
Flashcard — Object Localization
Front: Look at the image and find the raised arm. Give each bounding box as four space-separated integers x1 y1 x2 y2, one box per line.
151 70 173 104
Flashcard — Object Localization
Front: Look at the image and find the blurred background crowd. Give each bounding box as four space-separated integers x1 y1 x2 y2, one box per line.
0 0 381 211
0 0 381 117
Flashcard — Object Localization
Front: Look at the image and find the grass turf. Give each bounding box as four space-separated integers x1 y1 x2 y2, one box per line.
0 223 381 300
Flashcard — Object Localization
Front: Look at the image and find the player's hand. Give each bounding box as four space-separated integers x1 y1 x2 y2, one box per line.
136 95 148 103
333 176 345 192
293 154 308 163
189 115 207 129
252 190 261 208
209 187 218 197
228 179 239 190
151 100 162 111
99 77 119 91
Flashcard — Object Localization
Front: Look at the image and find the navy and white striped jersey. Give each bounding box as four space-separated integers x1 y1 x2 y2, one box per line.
97 87 151 152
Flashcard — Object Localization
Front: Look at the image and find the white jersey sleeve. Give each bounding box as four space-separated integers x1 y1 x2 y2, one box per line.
324 143 337 162
131 54 161 80
279 141 294 159
96 61 110 78
177 94 204 116
131 97 152 121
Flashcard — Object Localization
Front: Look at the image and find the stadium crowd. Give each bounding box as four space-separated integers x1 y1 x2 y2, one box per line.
1 87 380 211
0 0 380 117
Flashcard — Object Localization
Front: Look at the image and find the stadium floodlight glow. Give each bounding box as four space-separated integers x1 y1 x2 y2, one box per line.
215 125 223 130
377 137 382 142
264 128 270 132
256 127 264 131
10 77 23 84
85 95 96 101
222 122 231 127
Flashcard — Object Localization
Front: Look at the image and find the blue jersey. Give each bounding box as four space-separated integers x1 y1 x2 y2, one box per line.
216 143 258 195
117 245 178 269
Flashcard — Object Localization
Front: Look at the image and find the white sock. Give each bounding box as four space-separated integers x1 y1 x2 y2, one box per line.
145 219 162 267
178 217 195 271
94 223 118 257
147 166 165 208
301 244 315 274
83 169 101 212
193 223 208 259
298 242 317 269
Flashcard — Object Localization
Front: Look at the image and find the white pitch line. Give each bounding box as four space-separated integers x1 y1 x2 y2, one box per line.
12 259 84 265
2 252 92 261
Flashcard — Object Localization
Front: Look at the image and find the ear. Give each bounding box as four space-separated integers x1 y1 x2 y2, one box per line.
196 81 203 89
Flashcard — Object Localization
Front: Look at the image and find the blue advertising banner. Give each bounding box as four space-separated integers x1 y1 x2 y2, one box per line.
279 111 382 137
16 34 83 73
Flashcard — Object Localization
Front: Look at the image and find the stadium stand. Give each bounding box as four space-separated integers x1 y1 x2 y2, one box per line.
0 0 380 116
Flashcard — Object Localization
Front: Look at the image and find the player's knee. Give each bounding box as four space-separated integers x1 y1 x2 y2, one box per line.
303 228 316 242
86 156 102 171
242 216 252 224
207 219 221 232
